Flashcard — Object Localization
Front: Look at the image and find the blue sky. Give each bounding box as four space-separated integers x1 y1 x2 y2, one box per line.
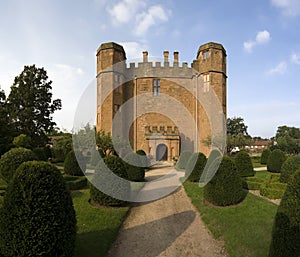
0 0 300 138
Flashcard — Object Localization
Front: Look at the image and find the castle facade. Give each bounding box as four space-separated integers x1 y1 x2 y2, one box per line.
96 42 227 161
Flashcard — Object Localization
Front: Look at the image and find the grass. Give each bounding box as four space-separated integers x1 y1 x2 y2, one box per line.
254 170 269 180
184 181 278 257
251 156 267 168
72 189 129 257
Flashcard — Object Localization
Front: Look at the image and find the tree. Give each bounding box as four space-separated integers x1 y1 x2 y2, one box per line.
0 88 13 156
227 117 249 136
276 125 300 139
6 65 62 147
227 117 251 152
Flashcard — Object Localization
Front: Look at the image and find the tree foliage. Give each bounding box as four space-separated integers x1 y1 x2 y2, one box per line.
6 65 61 147
227 117 251 152
276 125 300 139
227 117 249 136
0 89 13 156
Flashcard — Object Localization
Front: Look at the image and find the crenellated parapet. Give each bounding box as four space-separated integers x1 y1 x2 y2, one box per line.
144 125 180 136
125 51 193 79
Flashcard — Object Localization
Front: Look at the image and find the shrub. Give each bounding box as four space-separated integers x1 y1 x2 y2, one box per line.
0 161 76 257
175 151 192 170
90 155 129 206
260 174 287 199
269 170 300 257
235 150 255 177
0 147 37 183
124 152 145 182
280 156 300 183
33 147 47 161
261 149 271 164
204 156 244 206
89 149 104 167
64 150 86 176
267 149 286 173
64 175 87 190
136 149 149 168
12 134 32 149
185 152 207 182
242 177 264 190
51 147 66 163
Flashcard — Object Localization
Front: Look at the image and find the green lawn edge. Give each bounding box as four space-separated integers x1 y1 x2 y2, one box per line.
183 181 278 257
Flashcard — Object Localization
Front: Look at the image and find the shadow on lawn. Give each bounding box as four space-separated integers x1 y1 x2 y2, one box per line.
107 210 196 257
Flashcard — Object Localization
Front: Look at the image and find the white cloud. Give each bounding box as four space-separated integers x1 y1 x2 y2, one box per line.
271 0 300 17
121 41 147 60
108 0 145 24
135 5 170 36
267 61 288 75
243 41 255 53
290 53 300 64
256 30 271 44
243 30 271 52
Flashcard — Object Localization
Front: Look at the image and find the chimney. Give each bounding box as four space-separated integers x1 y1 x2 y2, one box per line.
143 51 148 62
164 51 169 62
174 52 179 62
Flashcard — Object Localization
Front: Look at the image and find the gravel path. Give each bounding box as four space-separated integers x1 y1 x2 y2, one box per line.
107 166 226 257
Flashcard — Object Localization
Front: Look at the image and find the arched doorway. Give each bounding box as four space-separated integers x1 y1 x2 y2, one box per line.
156 144 168 161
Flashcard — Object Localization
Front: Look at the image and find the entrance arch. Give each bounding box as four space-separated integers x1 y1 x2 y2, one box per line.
156 144 168 161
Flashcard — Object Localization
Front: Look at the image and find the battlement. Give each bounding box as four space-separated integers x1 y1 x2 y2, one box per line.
145 126 179 136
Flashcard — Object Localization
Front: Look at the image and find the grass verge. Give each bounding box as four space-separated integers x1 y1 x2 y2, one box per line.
184 181 278 257
72 189 129 257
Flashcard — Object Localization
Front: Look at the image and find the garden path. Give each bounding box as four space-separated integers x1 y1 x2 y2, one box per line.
107 165 226 257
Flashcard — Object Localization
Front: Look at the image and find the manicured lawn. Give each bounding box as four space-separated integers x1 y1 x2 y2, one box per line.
72 189 129 257
254 170 269 180
184 181 278 257
251 156 266 168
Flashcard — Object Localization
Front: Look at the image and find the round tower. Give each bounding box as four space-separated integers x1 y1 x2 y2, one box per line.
96 42 126 133
196 42 227 114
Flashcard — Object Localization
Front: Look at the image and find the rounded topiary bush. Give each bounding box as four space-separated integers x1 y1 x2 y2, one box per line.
280 156 300 183
124 152 145 182
261 149 271 165
269 170 300 257
90 155 129 206
0 147 37 183
64 150 86 176
267 149 286 173
185 152 207 182
204 156 244 206
235 150 255 177
0 161 76 257
136 149 149 168
175 151 192 170
89 149 103 167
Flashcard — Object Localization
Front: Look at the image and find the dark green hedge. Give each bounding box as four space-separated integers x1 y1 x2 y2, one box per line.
0 147 37 183
267 149 286 173
280 156 300 183
124 152 145 182
0 161 76 257
136 149 149 168
261 149 271 165
175 151 192 170
242 177 264 190
260 174 287 199
64 150 86 176
269 170 300 257
204 156 244 206
235 151 255 177
64 175 87 191
90 155 129 206
185 152 207 182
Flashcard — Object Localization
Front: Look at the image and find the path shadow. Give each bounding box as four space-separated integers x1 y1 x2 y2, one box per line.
107 210 196 257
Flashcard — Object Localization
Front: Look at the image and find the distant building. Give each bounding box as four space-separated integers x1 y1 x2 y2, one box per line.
96 42 227 161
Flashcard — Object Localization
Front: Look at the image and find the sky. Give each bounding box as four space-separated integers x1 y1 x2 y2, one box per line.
0 0 300 138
